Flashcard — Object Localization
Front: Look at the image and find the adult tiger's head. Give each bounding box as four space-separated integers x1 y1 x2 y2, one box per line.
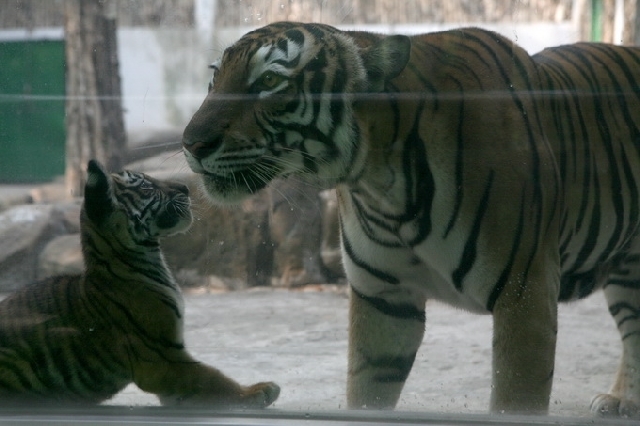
82 160 192 246
182 22 410 204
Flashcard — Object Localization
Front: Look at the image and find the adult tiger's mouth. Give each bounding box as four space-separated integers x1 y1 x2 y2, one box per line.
203 170 269 194
200 162 281 204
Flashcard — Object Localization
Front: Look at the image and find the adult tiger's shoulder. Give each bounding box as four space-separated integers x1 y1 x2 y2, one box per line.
182 22 640 417
0 160 279 407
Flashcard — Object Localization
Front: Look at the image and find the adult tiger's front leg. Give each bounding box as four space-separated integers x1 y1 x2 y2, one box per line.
591 254 640 418
347 288 426 409
490 260 559 414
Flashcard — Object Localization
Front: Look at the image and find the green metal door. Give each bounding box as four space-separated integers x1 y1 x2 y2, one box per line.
0 39 65 183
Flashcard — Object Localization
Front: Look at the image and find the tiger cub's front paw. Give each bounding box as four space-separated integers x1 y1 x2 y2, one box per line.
240 381 280 408
591 394 640 418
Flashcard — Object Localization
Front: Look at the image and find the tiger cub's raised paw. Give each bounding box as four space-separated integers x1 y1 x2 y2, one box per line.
591 394 640 419
239 381 280 408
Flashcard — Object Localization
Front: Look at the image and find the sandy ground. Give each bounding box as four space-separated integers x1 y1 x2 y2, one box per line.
107 286 621 420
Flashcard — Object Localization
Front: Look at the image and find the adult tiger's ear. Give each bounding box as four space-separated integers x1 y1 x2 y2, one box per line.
84 159 115 224
361 34 411 92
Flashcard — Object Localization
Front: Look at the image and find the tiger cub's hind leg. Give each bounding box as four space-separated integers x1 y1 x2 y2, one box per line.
593 261 640 418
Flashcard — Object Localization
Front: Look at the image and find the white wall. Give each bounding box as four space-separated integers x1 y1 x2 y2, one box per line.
117 28 213 139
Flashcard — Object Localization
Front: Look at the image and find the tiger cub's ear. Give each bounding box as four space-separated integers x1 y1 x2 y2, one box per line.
84 159 115 224
361 35 411 92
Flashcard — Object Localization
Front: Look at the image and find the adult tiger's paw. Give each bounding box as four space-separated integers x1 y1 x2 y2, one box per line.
240 381 281 408
591 394 640 419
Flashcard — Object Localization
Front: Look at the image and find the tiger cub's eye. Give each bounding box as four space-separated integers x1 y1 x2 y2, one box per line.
139 180 155 193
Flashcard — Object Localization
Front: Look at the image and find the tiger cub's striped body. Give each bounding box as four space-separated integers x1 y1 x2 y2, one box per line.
182 22 640 416
0 160 280 406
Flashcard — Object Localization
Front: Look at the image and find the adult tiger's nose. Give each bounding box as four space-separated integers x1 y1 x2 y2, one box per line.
182 138 220 160
183 98 230 160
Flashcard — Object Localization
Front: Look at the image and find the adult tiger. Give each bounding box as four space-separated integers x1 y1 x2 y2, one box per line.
0 160 280 407
182 22 640 416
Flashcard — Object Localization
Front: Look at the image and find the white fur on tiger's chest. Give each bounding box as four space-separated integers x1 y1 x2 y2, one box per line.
338 193 488 314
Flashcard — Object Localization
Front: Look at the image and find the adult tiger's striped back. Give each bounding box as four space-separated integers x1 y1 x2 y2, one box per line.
182 22 640 417
0 160 280 406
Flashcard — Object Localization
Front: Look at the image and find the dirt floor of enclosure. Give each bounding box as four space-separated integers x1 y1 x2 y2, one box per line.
106 286 619 419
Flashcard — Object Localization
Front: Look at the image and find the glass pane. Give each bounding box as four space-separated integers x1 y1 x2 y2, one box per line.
0 1 636 424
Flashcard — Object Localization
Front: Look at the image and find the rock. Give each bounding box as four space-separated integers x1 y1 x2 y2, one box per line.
154 172 345 289
175 270 246 293
30 180 70 204
52 199 82 234
160 176 345 289
268 184 345 286
269 180 330 287
161 176 268 288
0 188 33 213
0 204 69 291
37 234 83 280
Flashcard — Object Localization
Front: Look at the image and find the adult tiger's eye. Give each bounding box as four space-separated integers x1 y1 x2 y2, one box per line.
260 71 283 89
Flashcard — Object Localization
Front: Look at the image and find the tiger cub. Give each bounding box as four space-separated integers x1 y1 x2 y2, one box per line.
0 160 280 406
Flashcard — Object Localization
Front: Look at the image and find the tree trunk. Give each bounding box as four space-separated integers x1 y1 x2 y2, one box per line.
634 0 640 44
245 207 274 288
64 0 126 197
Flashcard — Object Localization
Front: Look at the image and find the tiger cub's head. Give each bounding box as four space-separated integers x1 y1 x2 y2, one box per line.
82 160 192 247
182 21 410 205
